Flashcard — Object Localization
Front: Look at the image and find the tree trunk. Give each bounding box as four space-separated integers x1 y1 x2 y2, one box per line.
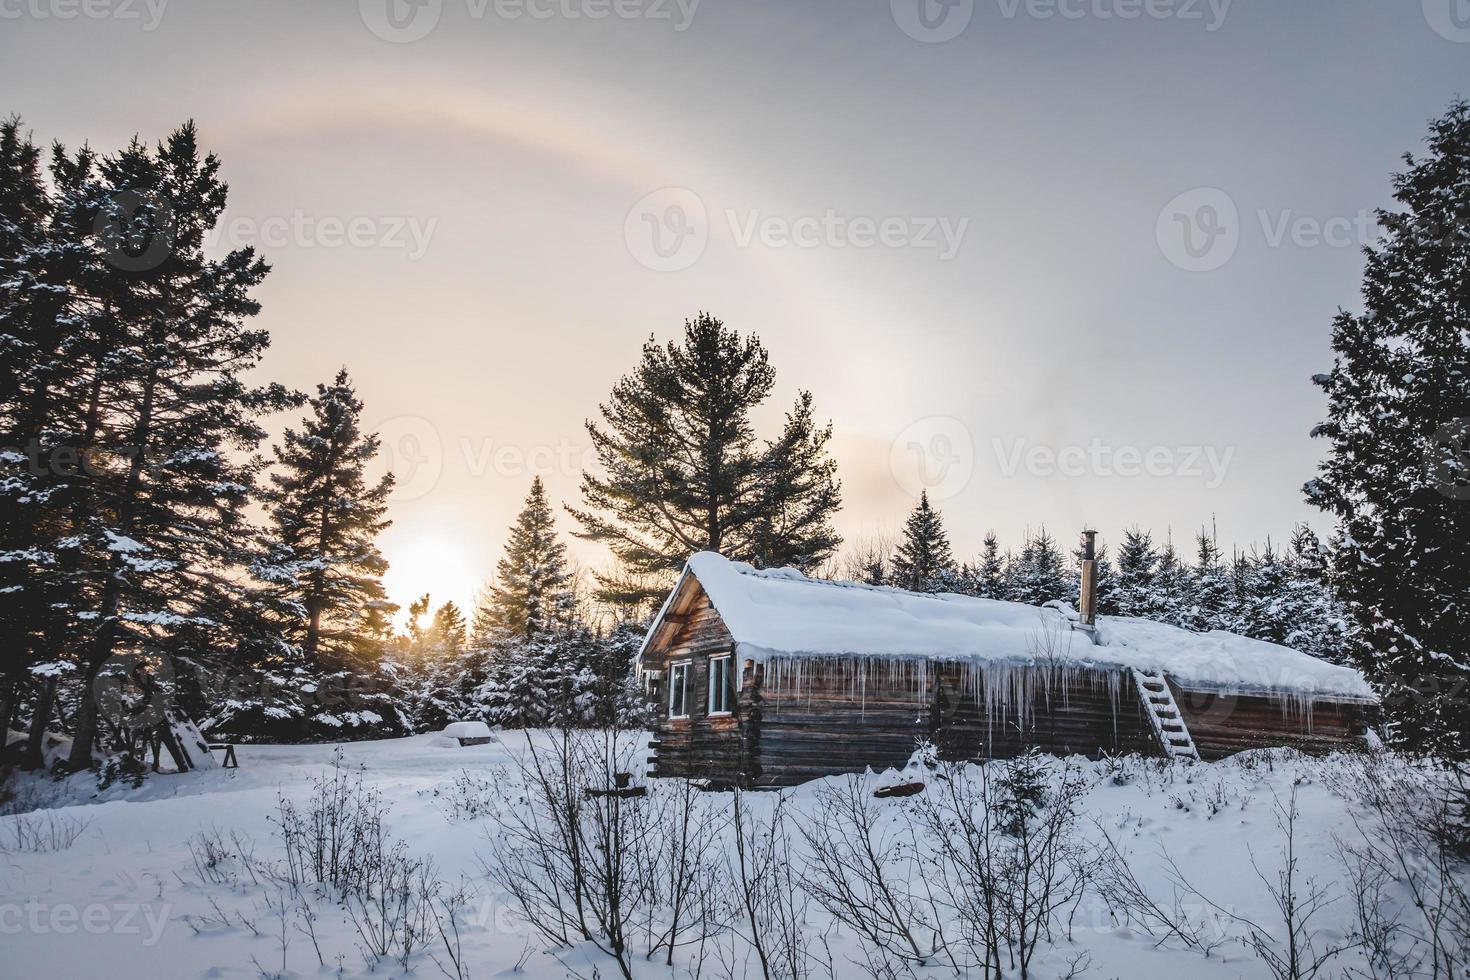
22 675 57 770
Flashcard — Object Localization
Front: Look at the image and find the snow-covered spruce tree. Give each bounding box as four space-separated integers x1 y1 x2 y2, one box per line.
480 477 574 638
1108 527 1160 618
975 531 1007 598
0 119 88 763
1006 528 1070 606
1307 101 1470 753
569 313 842 606
889 491 957 593
59 125 296 773
263 369 395 666
1182 529 1235 633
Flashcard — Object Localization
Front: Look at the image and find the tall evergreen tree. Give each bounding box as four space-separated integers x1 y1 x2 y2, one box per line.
62 124 294 771
749 391 843 570
264 369 394 666
1306 100 1470 755
1006 528 1069 606
570 313 842 605
1109 527 1160 618
975 531 1006 599
479 476 574 639
889 491 957 593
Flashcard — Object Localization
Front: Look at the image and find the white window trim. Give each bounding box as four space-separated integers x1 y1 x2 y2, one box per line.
669 660 692 719
708 654 734 717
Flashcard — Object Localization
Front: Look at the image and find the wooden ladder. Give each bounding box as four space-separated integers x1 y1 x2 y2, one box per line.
1131 669 1201 762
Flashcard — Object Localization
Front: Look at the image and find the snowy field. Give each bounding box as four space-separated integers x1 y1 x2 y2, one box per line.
1 734 1464 980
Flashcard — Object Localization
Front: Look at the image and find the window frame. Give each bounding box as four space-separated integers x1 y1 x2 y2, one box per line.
708 653 734 717
668 660 691 719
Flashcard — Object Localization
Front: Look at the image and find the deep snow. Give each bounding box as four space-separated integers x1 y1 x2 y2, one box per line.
0 733 1455 979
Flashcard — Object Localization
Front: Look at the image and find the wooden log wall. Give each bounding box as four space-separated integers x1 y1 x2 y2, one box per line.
644 590 756 786
1171 683 1376 760
643 576 1378 787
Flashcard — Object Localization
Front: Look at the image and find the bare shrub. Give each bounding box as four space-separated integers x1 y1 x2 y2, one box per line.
482 727 660 980
633 775 729 965
799 774 948 969
1169 786 1356 980
909 751 1092 979
0 809 90 852
343 845 440 972
421 769 500 823
1092 823 1230 956
270 747 390 897
719 788 818 980
1329 752 1469 978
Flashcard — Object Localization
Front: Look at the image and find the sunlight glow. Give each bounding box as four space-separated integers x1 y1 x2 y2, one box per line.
380 529 484 629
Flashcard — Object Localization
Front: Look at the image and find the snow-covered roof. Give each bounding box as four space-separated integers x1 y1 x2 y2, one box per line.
644 552 1374 701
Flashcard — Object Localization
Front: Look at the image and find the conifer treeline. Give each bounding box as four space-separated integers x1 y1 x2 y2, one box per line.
850 496 1353 666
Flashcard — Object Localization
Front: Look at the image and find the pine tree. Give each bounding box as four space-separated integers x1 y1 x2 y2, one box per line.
1109 528 1160 618
569 313 842 605
61 124 294 771
889 491 957 593
1306 101 1470 754
1006 528 1070 606
264 369 395 666
479 477 574 639
749 391 843 570
975 531 1006 599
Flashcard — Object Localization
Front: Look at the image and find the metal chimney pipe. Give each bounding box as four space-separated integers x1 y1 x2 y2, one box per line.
1079 530 1098 627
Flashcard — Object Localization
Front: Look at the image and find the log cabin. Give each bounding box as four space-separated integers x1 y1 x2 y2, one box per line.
636 549 1379 788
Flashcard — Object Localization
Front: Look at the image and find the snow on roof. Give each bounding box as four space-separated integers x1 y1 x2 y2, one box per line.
656 552 1374 701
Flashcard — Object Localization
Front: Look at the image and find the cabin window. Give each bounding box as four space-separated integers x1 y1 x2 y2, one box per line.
708 654 734 715
669 661 690 718
642 669 663 704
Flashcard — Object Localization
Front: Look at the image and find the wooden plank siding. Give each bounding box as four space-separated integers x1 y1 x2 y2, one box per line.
1171 682 1377 761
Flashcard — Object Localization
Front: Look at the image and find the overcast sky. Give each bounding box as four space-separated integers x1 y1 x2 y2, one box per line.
3 0 1466 616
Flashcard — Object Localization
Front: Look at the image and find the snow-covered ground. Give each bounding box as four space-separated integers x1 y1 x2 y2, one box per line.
0 734 1461 979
